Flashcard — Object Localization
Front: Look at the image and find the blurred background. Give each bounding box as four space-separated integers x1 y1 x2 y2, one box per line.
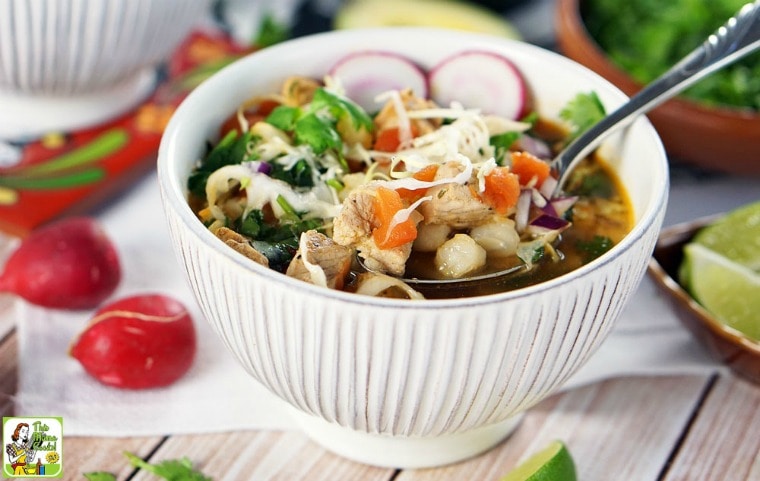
217 0 554 46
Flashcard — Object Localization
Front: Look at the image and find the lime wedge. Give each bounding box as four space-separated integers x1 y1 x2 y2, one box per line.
683 243 760 341
500 440 577 481
692 201 760 272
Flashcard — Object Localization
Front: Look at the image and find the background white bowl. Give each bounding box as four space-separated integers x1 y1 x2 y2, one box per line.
0 0 211 139
158 27 669 468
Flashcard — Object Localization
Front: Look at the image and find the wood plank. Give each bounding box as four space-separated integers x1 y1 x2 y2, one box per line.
131 431 396 481
663 375 760 481
396 375 711 481
62 436 165 480
0 331 17 417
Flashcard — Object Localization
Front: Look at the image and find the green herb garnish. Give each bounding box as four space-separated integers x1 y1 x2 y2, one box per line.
294 114 343 154
188 130 254 198
559 91 606 141
269 158 314 188
264 87 373 157
490 131 521 165
235 210 323 245
576 235 614 263
84 452 211 481
583 0 760 110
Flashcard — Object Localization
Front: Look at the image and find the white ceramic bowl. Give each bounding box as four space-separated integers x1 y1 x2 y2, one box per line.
157 27 669 468
0 0 211 139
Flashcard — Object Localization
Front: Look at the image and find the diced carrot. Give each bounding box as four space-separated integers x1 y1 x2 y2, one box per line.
197 207 213 222
373 124 419 152
397 164 439 201
510 151 551 187
482 167 521 215
372 187 418 249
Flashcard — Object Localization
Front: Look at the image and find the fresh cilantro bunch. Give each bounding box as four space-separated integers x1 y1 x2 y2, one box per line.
584 0 760 110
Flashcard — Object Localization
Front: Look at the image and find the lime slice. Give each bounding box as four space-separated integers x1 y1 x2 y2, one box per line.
500 440 577 481
683 243 760 341
692 201 760 272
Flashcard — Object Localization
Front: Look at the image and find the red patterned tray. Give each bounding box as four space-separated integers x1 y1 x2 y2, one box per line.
0 29 253 237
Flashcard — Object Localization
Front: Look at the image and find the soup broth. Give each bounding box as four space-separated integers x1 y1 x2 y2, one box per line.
187 54 633 300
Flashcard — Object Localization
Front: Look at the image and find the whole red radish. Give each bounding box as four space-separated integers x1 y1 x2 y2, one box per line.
0 217 121 309
70 294 197 389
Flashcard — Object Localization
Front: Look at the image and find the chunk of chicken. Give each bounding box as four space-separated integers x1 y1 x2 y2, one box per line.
332 182 413 276
215 227 269 267
373 88 442 137
332 183 378 246
286 230 354 289
355 239 412 277
418 162 492 228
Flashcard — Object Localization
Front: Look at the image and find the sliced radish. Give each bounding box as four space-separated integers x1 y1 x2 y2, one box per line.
428 50 528 120
328 51 428 112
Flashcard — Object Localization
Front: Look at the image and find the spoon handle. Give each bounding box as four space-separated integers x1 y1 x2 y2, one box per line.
553 0 760 193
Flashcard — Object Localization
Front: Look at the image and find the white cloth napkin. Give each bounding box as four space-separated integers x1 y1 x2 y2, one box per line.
9 168 757 437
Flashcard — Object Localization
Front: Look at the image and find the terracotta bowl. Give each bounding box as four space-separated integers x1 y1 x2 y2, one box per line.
648 217 760 384
555 0 760 176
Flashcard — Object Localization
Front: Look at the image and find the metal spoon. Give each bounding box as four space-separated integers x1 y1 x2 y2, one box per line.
551 0 760 196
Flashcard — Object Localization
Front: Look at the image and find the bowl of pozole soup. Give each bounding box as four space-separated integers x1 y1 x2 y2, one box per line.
157 27 668 468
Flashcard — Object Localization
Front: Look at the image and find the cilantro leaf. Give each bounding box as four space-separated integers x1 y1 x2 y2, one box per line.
559 91 606 141
309 88 373 133
235 209 323 244
576 235 614 263
294 114 342 154
124 452 212 481
234 207 323 272
85 452 213 481
269 158 314 188
265 87 372 159
490 131 521 165
188 130 254 198
265 105 300 131
84 473 116 481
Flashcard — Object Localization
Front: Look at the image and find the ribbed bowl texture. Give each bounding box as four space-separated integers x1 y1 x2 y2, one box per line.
0 0 209 94
158 28 669 438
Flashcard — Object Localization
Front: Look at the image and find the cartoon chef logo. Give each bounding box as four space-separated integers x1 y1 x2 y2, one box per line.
2 417 62 478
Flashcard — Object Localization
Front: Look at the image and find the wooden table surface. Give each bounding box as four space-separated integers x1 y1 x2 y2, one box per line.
1 311 759 480
4 3 759 480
